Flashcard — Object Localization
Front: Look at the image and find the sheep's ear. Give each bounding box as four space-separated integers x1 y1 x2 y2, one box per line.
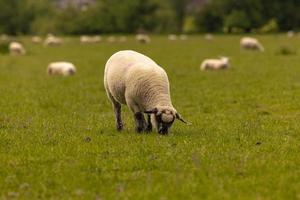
144 108 158 114
176 113 191 125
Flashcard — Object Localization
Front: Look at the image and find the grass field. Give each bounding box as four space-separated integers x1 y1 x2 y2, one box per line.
1 35 300 199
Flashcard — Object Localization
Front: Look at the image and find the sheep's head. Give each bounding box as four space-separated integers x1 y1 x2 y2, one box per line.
144 106 187 134
219 57 230 68
220 57 229 63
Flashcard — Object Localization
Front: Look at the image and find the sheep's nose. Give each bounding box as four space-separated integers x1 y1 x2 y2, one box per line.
69 69 75 75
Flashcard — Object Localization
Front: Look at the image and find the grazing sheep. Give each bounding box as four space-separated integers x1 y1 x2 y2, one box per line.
80 35 102 43
200 57 230 71
136 34 150 44
168 34 178 41
80 36 90 43
240 37 264 51
32 36 42 44
205 33 213 40
180 34 188 40
107 36 116 43
287 31 294 38
47 62 76 76
104 50 187 134
9 42 26 55
92 36 102 42
44 35 63 46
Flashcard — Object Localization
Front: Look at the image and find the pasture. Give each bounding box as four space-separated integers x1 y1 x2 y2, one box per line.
1 35 300 199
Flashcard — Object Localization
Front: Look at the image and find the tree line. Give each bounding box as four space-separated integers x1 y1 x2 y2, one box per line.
0 0 299 35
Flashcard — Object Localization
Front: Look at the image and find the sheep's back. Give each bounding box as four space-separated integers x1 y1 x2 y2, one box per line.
104 50 168 105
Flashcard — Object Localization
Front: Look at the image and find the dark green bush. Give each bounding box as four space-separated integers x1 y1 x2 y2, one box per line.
0 40 9 54
276 45 296 55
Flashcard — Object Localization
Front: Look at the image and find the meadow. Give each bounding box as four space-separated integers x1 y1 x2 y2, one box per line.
1 35 300 199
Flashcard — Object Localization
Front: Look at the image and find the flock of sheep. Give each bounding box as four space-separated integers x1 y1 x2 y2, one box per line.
3 33 269 134
6 33 265 74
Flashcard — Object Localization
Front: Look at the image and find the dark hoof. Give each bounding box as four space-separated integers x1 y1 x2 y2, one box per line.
145 127 152 133
135 127 144 133
116 123 123 131
158 130 168 135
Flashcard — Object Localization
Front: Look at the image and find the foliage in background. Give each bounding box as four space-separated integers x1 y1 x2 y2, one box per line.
0 0 299 35
196 0 300 33
259 19 279 33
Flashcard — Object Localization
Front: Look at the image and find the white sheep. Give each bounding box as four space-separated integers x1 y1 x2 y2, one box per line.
80 35 102 43
92 36 102 42
80 36 90 43
287 31 294 38
168 34 178 41
205 33 213 40
200 57 230 71
180 34 188 40
44 35 63 46
32 36 42 43
9 42 26 55
47 62 76 76
104 50 187 134
107 36 116 43
136 34 150 43
240 37 264 51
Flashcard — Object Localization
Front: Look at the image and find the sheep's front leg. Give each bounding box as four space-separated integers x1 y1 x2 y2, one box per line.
134 112 146 133
145 114 152 132
125 94 145 133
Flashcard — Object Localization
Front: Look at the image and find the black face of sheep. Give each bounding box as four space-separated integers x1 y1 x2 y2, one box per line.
68 68 75 75
145 108 187 135
155 113 175 135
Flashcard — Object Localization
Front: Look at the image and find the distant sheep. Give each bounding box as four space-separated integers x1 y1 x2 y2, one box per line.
136 34 150 44
92 36 102 42
107 36 116 43
205 33 213 40
9 42 26 55
32 36 42 44
200 57 230 71
44 35 63 46
240 37 264 51
287 31 295 38
47 62 76 76
168 34 178 41
104 50 187 134
80 35 102 43
180 34 188 40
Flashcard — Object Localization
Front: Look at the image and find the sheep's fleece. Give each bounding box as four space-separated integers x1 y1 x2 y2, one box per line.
104 50 187 134
47 62 76 76
9 42 26 55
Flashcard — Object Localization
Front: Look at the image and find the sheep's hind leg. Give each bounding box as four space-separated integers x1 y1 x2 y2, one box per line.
145 114 152 132
113 102 123 131
107 91 123 131
134 112 146 133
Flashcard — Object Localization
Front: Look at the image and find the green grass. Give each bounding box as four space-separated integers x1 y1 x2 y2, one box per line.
1 35 300 199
